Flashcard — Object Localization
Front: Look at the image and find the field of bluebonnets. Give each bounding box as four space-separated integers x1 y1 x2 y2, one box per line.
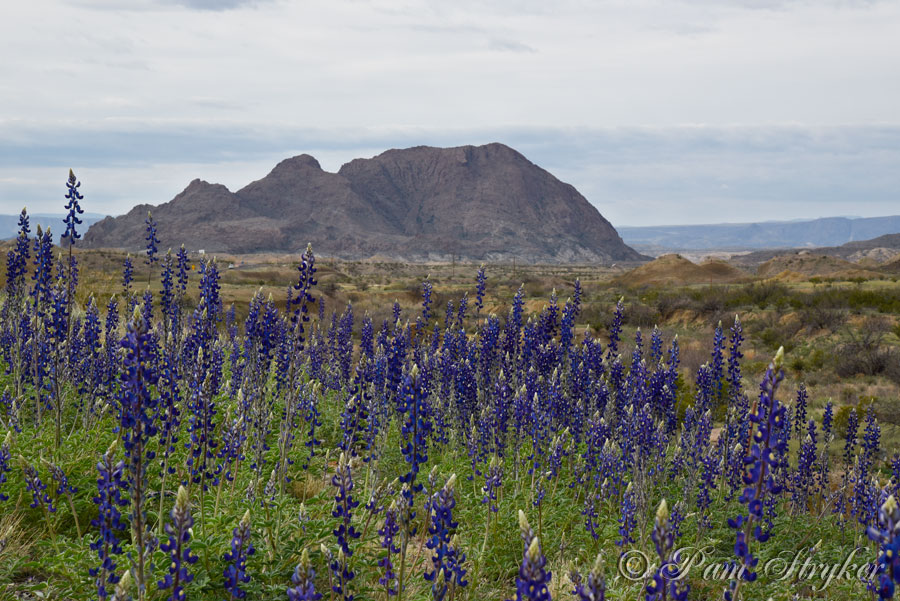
1 171 899 601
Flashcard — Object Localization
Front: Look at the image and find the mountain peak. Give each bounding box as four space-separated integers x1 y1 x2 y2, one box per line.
84 144 645 264
270 154 322 174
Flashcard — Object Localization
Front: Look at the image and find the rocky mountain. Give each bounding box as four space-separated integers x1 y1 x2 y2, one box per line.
620 215 900 252
83 143 645 264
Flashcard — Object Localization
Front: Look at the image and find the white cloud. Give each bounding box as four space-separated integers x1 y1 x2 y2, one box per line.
0 1 897 225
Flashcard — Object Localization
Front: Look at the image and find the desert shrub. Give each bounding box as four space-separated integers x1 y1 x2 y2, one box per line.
844 288 900 313
834 396 877 439
655 294 692 320
698 293 725 316
624 302 659 328
875 397 900 427
788 348 830 375
797 304 846 332
834 317 898 378
738 281 790 310
759 327 797 353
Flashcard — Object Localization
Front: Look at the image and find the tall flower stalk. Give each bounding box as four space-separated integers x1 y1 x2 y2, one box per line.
724 347 787 601
90 440 129 601
118 308 160 601
511 510 552 601
224 509 255 600
157 485 198 601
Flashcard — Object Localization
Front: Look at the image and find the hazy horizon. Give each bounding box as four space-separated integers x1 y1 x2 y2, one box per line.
1 1 898 227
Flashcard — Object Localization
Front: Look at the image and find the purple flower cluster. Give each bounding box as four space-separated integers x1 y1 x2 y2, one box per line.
223 510 255 600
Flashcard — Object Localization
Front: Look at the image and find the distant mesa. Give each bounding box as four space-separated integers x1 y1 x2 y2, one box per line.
82 143 646 264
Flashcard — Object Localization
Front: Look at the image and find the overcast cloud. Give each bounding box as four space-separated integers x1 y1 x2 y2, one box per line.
1 0 898 225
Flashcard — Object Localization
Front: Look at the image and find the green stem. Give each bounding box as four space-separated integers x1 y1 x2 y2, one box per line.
66 492 82 539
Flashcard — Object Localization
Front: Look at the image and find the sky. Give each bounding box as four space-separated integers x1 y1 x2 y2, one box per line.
1 0 898 227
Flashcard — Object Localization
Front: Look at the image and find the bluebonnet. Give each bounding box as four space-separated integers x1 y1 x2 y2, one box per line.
43 458 76 497
31 224 54 314
160 250 175 338
21 456 55 514
844 407 859 466
90 440 129 601
122 255 134 305
867 495 900 599
474 265 486 315
5 209 30 297
117 308 160 596
835 406 860 525
186 351 219 492
338 375 370 460
289 244 317 352
399 366 432 495
710 322 726 404
217 407 245 485
607 298 624 357
482 455 503 514
424 474 467 598
61 169 84 245
157 485 198 601
144 211 159 270
818 401 834 499
0 432 10 502
724 347 788 601
325 544 355 601
510 510 552 601
331 452 361 557
44 458 82 537
224 510 255 600
793 420 818 513
113 570 133 601
794 384 808 438
455 292 468 328
176 245 189 292
856 407 882 527
288 548 322 601
422 277 434 325
645 500 689 601
696 450 720 532
617 484 637 551
378 501 400 597
570 553 606 601
572 278 582 317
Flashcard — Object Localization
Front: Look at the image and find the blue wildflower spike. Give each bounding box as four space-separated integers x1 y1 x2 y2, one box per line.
223 509 255 600
157 485 198 601
61 169 84 245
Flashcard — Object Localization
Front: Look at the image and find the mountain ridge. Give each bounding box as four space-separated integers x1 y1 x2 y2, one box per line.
83 143 646 264
620 215 900 251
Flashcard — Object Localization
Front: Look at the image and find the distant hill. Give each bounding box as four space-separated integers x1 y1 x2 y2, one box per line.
756 254 882 280
731 233 900 268
0 213 106 244
620 216 900 251
83 143 646 264
614 254 749 287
